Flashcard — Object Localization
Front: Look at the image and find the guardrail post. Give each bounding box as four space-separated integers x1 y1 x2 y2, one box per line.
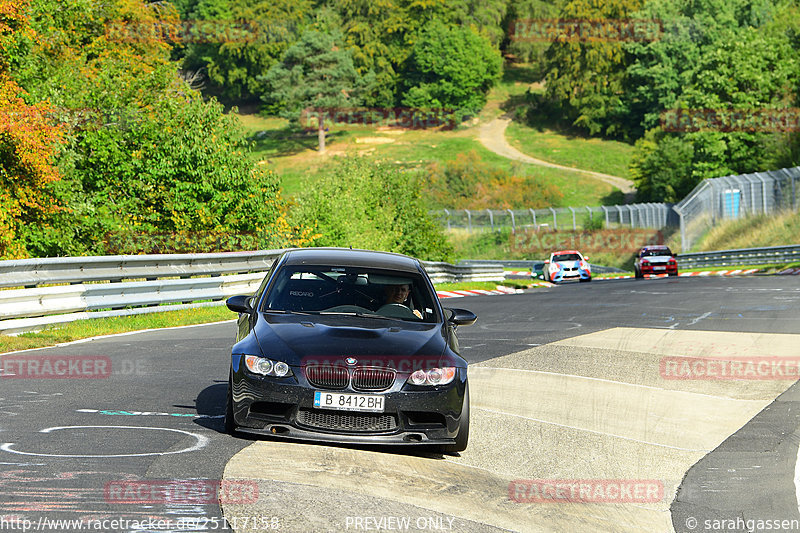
585 206 593 225
443 209 451 231
549 207 558 230
486 209 494 231
465 209 472 232
529 208 536 227
601 206 609 226
569 207 576 230
507 209 516 234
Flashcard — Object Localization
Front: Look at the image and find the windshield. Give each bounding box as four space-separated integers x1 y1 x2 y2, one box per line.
553 253 582 262
261 266 439 322
642 249 673 257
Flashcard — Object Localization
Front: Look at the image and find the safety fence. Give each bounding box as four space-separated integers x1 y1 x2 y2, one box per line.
673 167 800 251
434 166 800 253
432 203 676 232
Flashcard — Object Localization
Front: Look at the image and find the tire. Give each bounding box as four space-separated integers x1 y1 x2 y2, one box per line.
224 371 237 435
441 382 469 454
580 276 591 282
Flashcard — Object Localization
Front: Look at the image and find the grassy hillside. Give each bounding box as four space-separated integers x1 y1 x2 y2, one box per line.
687 211 800 251
237 65 634 207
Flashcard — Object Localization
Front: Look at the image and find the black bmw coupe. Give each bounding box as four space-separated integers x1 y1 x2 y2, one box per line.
224 248 477 453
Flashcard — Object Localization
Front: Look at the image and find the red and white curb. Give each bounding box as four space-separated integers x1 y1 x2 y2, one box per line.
437 286 523 299
778 267 800 275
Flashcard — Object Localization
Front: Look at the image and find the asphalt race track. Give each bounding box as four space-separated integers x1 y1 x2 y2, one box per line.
2 275 800 532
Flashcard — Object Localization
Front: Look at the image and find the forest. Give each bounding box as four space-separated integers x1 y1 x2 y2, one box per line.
1 0 798 259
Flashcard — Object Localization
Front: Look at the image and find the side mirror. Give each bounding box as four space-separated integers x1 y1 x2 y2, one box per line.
226 295 252 313
673 253 679 258
584 256 589 262
544 259 550 264
444 308 477 327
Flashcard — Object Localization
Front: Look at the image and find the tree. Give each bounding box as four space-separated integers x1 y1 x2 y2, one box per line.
178 0 313 104
629 128 694 202
541 0 645 137
292 157 453 261
2 0 313 256
0 0 64 259
400 20 502 115
629 7 800 199
262 30 369 152
0 78 63 258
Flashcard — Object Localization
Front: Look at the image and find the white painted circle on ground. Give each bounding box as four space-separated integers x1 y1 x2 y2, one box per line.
0 425 209 458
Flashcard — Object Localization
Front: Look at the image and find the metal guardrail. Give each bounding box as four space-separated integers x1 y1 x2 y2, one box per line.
458 259 627 274
0 251 284 289
0 250 507 335
677 244 800 269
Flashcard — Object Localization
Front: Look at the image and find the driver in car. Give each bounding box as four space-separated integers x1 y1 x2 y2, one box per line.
382 284 423 319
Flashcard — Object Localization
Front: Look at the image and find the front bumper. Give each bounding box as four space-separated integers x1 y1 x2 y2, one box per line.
230 364 467 446
640 264 678 275
552 269 591 282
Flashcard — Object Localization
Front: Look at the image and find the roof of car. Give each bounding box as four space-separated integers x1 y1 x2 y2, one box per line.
280 248 422 273
552 250 582 255
641 245 671 250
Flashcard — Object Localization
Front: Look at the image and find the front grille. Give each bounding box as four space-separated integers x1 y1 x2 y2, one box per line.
352 367 396 391
297 409 397 432
305 365 348 389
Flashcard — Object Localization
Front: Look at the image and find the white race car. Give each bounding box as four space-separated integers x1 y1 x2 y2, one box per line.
543 250 592 283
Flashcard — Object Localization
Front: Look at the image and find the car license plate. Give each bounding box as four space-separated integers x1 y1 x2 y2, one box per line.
314 391 385 412
654 266 666 271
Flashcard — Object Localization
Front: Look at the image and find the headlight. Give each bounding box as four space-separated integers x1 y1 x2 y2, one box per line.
407 367 457 386
244 355 293 377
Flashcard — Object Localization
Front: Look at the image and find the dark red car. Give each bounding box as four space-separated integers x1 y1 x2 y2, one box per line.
634 245 679 278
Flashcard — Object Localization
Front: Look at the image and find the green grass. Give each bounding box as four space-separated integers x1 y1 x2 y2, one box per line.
505 121 636 180
0 305 235 355
689 211 800 252
236 112 624 206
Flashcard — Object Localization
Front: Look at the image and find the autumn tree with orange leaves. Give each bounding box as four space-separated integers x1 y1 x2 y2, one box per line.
0 0 64 258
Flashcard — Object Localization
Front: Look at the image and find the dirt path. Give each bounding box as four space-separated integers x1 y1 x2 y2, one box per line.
478 116 636 198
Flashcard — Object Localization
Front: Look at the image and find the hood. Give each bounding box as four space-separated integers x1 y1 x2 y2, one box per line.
251 314 457 369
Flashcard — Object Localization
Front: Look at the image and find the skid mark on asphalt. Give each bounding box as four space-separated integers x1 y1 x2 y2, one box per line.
220 328 800 533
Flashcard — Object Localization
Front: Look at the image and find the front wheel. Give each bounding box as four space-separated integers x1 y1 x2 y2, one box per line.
440 383 469 454
580 276 592 282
